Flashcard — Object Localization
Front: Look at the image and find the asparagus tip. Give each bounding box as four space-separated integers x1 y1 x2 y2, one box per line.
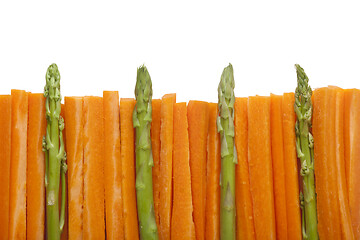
46 63 60 83
295 64 309 84
135 64 152 100
218 63 235 103
221 63 234 83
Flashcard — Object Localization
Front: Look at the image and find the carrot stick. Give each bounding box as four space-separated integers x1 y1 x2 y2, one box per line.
83 96 105 240
26 93 46 240
270 94 288 239
187 100 209 240
205 103 221 240
344 89 351 214
103 91 124 240
282 92 301 240
0 95 11 240
159 93 176 240
9 90 28 240
344 89 353 195
120 98 139 240
313 87 341 239
60 103 68 240
247 96 276 239
331 87 354 240
151 98 162 228
65 97 84 240
171 102 196 240
234 97 256 240
344 89 360 238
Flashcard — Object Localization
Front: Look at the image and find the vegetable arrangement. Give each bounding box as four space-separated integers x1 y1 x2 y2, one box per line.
0 63 359 240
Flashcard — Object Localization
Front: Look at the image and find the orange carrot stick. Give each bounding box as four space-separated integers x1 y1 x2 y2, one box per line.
344 89 360 238
344 89 352 194
83 96 105 240
9 89 28 240
205 103 221 240
103 91 124 240
282 92 301 240
120 98 139 240
159 93 176 240
151 98 162 228
270 94 288 239
313 87 341 240
27 93 46 240
60 103 68 240
0 95 11 240
247 96 276 239
65 97 84 240
171 102 196 240
234 97 256 240
187 100 209 240
331 87 354 240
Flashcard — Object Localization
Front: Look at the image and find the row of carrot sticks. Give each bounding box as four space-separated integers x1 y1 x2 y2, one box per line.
0 88 359 239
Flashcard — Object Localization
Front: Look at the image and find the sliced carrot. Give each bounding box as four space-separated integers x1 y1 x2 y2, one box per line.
234 97 255 240
171 102 196 240
344 89 360 239
83 96 105 240
0 95 11 240
331 87 354 240
26 93 46 240
281 92 301 240
247 96 276 239
60 103 68 240
151 98 162 228
159 93 176 240
205 103 221 240
270 94 288 239
344 89 352 195
344 89 351 212
313 87 341 239
187 100 209 240
120 98 139 240
103 91 124 240
9 89 28 240
65 97 84 240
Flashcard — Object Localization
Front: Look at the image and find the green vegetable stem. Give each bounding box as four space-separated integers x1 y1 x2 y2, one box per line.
217 63 237 240
43 63 67 240
294 64 318 240
133 65 159 240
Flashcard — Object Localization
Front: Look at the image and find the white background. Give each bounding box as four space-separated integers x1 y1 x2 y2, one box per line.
1 1 359 103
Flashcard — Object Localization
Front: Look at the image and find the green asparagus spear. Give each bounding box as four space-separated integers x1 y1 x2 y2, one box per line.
133 65 159 240
294 64 318 240
43 63 67 240
217 63 237 240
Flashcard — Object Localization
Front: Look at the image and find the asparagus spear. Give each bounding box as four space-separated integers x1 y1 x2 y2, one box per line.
217 63 237 240
133 65 159 240
294 64 318 240
43 63 67 240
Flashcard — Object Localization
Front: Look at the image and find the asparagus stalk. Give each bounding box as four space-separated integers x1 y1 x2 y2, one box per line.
217 63 237 240
43 63 67 240
294 64 318 240
133 65 159 240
